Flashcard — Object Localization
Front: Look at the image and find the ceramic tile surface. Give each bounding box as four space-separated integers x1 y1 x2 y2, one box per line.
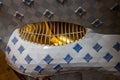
5 29 120 78
0 0 120 79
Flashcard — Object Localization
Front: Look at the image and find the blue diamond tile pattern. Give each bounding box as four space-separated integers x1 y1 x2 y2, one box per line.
34 66 43 73
114 62 120 71
73 43 82 53
6 46 11 54
113 42 120 52
18 45 25 54
91 19 103 27
54 64 63 72
43 9 54 19
110 3 119 11
23 0 34 6
19 65 26 73
44 55 53 64
25 55 32 64
12 37 18 45
11 55 17 64
75 7 86 16
84 53 93 62
64 54 73 64
93 43 102 52
104 52 113 62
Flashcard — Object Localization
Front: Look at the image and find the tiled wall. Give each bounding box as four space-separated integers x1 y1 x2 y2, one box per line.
0 0 120 50
0 0 120 80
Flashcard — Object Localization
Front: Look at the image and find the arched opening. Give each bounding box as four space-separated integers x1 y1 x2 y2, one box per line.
19 21 86 46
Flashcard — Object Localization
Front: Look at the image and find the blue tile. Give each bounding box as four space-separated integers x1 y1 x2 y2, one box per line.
110 3 119 11
114 62 120 71
84 53 93 62
19 65 26 73
93 43 102 52
18 45 25 54
91 19 103 27
6 46 11 54
11 55 17 64
34 66 43 73
75 7 86 16
12 37 18 45
43 9 54 19
25 55 32 64
44 55 53 64
104 52 113 62
73 43 82 53
54 64 63 72
64 54 73 64
14 11 24 20
113 42 120 52
23 0 34 6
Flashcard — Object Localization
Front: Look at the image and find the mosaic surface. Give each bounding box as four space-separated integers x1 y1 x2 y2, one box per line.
0 0 120 50
0 0 120 79
5 29 120 77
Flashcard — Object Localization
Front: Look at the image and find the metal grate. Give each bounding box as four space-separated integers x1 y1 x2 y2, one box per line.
19 21 86 46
